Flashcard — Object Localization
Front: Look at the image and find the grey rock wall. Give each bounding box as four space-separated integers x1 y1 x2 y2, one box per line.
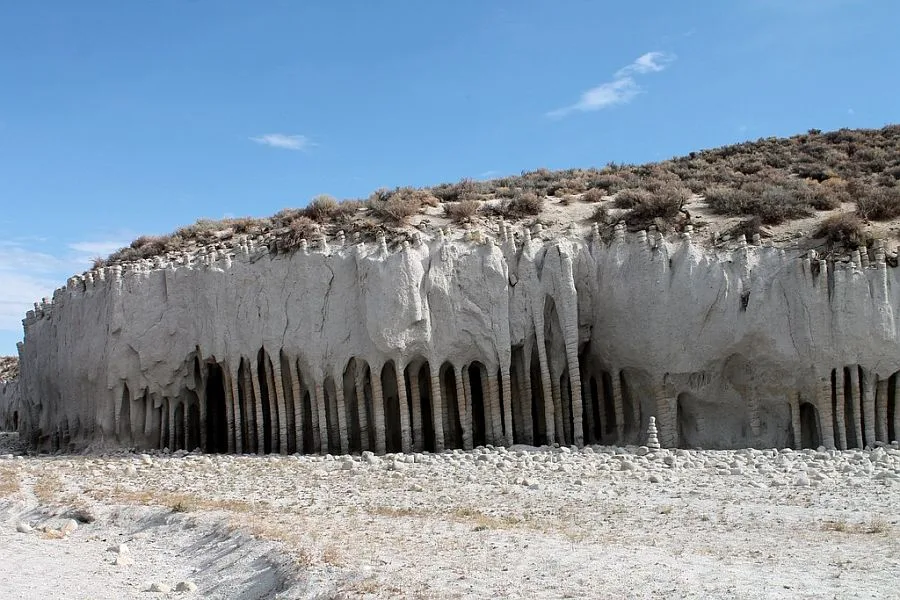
5 224 900 453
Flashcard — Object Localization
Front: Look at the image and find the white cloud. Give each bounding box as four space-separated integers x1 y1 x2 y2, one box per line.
615 51 676 78
0 243 61 333
548 51 675 119
250 133 313 151
68 240 127 257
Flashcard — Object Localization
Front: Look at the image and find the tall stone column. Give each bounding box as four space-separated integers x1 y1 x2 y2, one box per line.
262 357 279 453
611 371 625 444
790 396 802 450
249 365 265 455
818 376 836 449
408 366 424 452
287 360 303 454
370 366 386 455
222 365 237 454
519 351 534 445
270 357 289 454
486 370 503 445
335 377 349 455
239 364 256 453
355 366 369 452
395 363 412 453
429 363 445 452
456 366 473 450
654 386 677 448
862 369 876 447
875 377 889 443
314 381 329 454
533 322 556 445
550 374 564 445
834 368 847 450
501 367 514 446
849 367 863 449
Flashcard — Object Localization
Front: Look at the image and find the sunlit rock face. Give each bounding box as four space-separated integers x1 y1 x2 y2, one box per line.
5 224 900 454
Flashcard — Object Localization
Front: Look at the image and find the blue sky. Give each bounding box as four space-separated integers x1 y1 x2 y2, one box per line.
0 0 897 354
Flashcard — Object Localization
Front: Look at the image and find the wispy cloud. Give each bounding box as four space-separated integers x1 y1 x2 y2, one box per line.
250 133 313 151
68 240 127 257
548 51 676 119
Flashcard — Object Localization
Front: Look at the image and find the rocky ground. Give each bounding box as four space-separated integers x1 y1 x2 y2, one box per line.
1 432 898 599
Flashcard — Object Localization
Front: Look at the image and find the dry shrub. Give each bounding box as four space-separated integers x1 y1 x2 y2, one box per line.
367 187 433 223
854 184 900 221
431 178 481 203
614 188 654 209
705 184 813 225
301 195 339 220
272 216 318 254
497 191 544 219
814 213 868 247
590 205 609 223
624 187 690 230
581 188 606 203
727 217 762 242
443 199 481 223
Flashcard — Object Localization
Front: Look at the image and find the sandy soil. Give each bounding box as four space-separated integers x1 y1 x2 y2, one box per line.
1 432 899 599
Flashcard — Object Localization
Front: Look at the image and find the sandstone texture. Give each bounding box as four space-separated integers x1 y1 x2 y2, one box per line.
2 221 900 455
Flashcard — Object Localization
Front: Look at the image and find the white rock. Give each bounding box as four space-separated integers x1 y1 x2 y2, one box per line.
149 582 171 593
15 522 32 534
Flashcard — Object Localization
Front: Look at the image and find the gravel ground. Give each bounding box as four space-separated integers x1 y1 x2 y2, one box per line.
1 432 899 599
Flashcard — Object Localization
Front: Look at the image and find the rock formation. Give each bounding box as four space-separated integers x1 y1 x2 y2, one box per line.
2 223 900 454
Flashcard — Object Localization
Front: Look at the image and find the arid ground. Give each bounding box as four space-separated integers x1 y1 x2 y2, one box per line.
1 432 898 599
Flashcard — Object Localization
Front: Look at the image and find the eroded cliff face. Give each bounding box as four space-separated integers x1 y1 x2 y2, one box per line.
5 223 900 454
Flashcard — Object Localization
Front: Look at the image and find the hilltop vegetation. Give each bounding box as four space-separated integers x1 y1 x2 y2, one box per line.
97 125 900 266
0 357 18 382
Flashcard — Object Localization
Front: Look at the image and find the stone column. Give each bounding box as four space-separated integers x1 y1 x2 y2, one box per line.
560 375 572 445
408 366 424 452
288 361 303 454
249 365 265 455
222 365 237 454
501 367 514 446
790 396 802 450
519 351 534 445
270 357 289 454
240 364 256 453
335 377 349 455
654 387 677 448
429 363 445 452
862 369 876 447
875 376 889 443
314 381 330 454
849 367 863 449
818 376 836 449
533 321 556 445
370 366 387 455
355 366 369 452
456 366 473 450
486 370 503 446
550 374 564 445
834 368 847 450
582 369 594 444
167 398 176 451
263 358 280 453
395 363 412 453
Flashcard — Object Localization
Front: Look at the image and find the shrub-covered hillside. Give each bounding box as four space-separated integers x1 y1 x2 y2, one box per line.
97 125 900 266
0 356 18 382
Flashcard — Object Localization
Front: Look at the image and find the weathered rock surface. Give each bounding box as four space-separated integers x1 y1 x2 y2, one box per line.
2 225 900 454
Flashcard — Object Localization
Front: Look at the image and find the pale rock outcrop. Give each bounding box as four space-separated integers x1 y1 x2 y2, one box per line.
3 225 900 453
